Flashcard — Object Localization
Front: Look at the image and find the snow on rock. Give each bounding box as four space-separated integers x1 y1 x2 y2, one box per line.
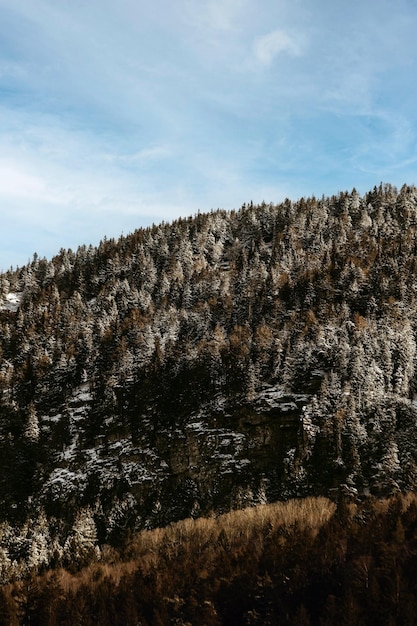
32 380 311 527
0 292 22 312
43 467 87 500
255 385 310 412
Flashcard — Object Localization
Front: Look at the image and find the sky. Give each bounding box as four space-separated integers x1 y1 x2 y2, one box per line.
1 0 417 270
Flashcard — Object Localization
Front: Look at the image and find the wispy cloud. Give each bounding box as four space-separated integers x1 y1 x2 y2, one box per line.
253 29 303 65
184 0 249 32
0 161 50 202
104 145 173 167
347 111 417 175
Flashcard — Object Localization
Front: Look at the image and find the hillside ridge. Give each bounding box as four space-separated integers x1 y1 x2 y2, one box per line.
1 183 417 578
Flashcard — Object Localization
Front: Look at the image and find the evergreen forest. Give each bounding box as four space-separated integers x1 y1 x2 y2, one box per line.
2 183 417 621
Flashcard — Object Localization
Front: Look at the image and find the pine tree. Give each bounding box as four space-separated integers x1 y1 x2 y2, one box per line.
63 507 99 570
24 402 39 443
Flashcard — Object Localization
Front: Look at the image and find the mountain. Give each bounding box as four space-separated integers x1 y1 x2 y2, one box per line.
1 182 417 579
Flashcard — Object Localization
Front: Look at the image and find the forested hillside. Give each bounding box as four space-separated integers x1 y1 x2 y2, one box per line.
2 182 417 580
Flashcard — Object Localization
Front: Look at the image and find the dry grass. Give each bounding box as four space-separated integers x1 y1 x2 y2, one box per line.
22 496 336 597
4 493 417 625
128 496 336 561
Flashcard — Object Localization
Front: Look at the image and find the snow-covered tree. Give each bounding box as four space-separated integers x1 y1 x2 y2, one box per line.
64 507 99 569
24 402 39 443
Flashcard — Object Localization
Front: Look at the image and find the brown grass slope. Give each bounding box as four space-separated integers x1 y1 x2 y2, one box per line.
2 494 417 624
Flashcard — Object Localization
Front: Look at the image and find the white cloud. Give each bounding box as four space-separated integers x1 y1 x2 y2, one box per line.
0 162 45 200
104 145 172 167
347 111 417 176
253 29 302 65
206 0 248 31
184 0 248 32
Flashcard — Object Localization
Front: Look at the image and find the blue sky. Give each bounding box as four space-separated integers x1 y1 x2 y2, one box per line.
1 0 417 270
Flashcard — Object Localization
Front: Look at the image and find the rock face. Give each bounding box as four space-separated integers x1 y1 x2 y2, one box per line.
37 382 309 534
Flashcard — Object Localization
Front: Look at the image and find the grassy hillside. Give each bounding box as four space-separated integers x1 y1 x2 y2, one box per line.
2 494 417 625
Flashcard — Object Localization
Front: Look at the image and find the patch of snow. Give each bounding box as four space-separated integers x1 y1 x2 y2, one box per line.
43 467 87 499
186 421 206 432
278 402 299 412
41 413 62 424
0 292 22 312
74 391 92 403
